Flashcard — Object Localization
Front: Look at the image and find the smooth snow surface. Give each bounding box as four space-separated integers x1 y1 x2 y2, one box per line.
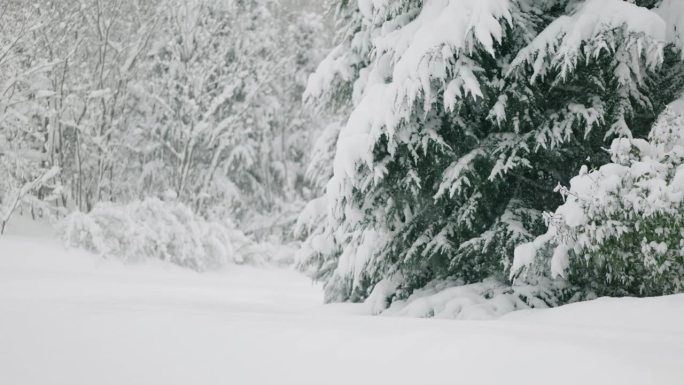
2 234 684 385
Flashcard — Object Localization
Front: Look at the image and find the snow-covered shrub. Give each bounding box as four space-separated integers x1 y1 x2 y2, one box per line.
59 198 258 271
512 106 684 296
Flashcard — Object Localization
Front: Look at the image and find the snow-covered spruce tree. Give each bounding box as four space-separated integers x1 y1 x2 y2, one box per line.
302 0 684 303
511 102 684 297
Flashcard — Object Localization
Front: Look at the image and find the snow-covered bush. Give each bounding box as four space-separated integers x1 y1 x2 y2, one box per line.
512 105 684 296
59 198 259 271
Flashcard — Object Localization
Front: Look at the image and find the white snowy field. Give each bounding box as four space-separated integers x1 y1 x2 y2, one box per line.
1 231 684 385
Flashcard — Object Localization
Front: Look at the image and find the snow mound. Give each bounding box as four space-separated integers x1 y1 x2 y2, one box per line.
503 294 684 334
362 277 558 320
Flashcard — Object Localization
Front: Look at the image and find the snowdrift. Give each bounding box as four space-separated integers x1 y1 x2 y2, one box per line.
1 234 684 385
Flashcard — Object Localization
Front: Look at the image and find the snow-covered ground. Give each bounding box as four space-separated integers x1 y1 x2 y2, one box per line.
1 229 684 385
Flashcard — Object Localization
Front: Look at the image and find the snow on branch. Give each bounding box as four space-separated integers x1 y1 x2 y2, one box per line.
509 0 667 83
